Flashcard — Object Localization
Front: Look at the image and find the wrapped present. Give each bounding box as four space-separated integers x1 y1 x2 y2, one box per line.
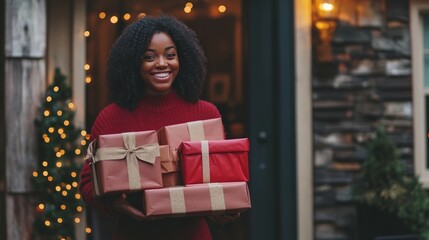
180 138 250 185
86 130 162 196
159 145 183 187
144 182 251 217
157 118 225 160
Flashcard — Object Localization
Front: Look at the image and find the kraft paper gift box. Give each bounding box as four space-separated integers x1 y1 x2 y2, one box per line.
144 182 251 217
157 118 225 161
180 138 250 185
86 130 163 196
159 145 183 187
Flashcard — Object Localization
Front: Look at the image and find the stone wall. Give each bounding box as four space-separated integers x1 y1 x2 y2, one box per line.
312 0 412 239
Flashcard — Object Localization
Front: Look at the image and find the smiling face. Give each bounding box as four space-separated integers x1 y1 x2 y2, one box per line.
140 32 179 96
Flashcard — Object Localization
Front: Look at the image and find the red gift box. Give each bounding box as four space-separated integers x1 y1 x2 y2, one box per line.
159 145 183 187
144 182 251 217
157 118 225 160
86 130 163 196
180 138 249 185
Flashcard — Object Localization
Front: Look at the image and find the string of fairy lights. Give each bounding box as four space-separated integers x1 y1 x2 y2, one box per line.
83 1 228 85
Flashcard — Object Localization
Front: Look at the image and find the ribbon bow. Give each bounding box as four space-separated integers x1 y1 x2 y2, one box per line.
92 132 160 194
85 140 95 161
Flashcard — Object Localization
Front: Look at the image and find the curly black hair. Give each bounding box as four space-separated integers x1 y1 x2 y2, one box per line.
106 15 207 111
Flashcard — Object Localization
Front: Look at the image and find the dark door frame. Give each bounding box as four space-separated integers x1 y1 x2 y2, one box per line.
0 0 6 238
245 0 297 239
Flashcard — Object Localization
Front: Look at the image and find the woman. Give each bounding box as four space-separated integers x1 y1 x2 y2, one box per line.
79 15 235 240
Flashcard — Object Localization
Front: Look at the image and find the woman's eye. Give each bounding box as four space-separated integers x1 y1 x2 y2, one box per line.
166 53 176 59
144 55 155 61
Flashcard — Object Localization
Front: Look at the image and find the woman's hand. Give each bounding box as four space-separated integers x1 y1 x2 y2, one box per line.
111 193 150 221
208 212 241 225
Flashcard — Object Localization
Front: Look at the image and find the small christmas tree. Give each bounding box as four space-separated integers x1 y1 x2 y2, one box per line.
32 68 89 240
353 127 429 236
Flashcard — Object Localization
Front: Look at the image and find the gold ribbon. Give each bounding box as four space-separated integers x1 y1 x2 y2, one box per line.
92 132 160 193
86 140 101 196
168 184 226 214
187 121 205 141
201 141 210 183
169 187 186 213
208 183 226 211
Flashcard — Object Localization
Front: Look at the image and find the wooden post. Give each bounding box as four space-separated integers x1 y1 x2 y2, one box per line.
4 0 46 239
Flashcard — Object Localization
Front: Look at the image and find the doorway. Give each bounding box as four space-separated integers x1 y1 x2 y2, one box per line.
85 1 247 239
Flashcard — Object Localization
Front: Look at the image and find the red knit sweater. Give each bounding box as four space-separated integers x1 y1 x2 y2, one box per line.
79 91 221 240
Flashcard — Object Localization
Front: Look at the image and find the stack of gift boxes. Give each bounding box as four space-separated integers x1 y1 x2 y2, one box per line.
86 118 251 218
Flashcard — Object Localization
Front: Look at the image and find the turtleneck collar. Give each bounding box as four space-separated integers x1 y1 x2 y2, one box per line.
137 91 187 112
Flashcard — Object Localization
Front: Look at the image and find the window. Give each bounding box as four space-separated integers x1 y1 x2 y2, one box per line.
411 0 429 187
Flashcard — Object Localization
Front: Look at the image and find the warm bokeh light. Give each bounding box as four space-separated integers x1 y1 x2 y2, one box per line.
44 110 50 117
33 171 38 177
61 204 67 210
48 127 54 133
123 13 131 21
75 149 81 155
68 102 74 109
218 5 226 13
42 161 48 167
85 227 92 233
58 128 64 134
62 191 68 196
43 171 49 176
56 161 63 168
84 31 90 37
110 16 119 24
39 204 45 210
184 6 192 13
61 133 67 139
138 13 146 18
56 186 61 191
53 86 59 92
64 120 70 126
315 21 331 30
57 218 63 223
56 152 62 158
99 12 106 19
47 176 53 182
71 172 77 178
72 182 78 187
319 3 334 12
85 76 92 84
75 193 81 199
81 140 87 145
186 2 193 8
84 64 90 70
76 206 83 212
46 96 52 102
81 130 87 136
45 220 51 227
75 217 81 223
57 110 63 116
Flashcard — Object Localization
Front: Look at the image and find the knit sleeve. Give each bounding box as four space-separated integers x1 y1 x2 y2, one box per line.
78 106 120 217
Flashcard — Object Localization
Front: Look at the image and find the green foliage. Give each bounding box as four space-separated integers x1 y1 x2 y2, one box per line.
32 68 88 240
353 127 429 236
